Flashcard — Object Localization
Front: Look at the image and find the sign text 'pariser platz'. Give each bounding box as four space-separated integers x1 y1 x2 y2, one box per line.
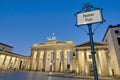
76 9 103 26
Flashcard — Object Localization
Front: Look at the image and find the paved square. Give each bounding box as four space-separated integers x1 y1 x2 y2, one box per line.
0 71 120 80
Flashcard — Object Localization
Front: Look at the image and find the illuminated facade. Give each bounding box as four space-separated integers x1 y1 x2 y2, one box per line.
30 40 74 72
0 43 29 70
0 25 120 77
102 24 120 76
74 42 112 76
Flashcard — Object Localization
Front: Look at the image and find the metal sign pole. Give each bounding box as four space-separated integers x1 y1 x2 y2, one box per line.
88 24 98 80
76 3 104 80
84 3 98 80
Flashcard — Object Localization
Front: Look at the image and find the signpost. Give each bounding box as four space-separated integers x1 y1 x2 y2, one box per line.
76 3 104 80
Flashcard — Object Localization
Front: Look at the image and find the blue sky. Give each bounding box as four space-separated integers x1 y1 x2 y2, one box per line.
0 0 120 56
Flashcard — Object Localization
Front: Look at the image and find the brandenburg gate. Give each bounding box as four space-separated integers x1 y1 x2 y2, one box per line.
30 36 74 72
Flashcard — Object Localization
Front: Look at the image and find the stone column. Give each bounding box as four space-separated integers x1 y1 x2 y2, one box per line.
1 55 7 70
8 57 14 69
45 51 51 71
29 51 33 70
63 50 68 72
60 51 63 72
22 59 26 70
98 50 109 76
30 51 37 70
40 51 44 71
10 56 15 69
95 51 102 76
4 56 11 70
70 51 73 72
13 57 17 69
53 51 55 72
12 57 16 69
14 57 19 70
23 59 26 70
16 58 21 70
37 50 44 71
43 50 46 71
105 51 113 76
72 56 77 72
75 51 80 74
25 58 30 70
0 54 5 69
7 56 12 69
25 59 29 70
76 57 79 74
84 51 90 75
54 50 60 72
85 51 89 76
24 59 27 70
36 51 40 71
78 51 86 75
28 58 31 70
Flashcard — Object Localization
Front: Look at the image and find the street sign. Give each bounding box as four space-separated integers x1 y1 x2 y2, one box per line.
76 9 102 26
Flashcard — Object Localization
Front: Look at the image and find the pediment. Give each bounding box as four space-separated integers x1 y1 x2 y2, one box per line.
75 41 107 47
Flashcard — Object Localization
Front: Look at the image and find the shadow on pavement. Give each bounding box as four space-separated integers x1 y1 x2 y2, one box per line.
47 74 93 80
47 73 119 80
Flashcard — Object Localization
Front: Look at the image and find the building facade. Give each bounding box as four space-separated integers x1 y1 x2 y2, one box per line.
0 25 120 77
103 24 120 76
0 43 29 71
74 42 112 76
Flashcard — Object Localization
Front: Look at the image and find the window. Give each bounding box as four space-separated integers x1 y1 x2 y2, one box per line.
117 37 120 45
2 47 5 49
115 30 119 34
73 52 76 56
89 64 93 71
106 39 107 42
89 55 92 59
0 49 3 51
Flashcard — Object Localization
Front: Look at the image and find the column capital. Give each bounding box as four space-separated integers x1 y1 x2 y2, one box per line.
38 50 44 52
63 50 68 53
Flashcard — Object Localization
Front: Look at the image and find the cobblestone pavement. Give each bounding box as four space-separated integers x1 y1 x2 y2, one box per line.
0 71 120 80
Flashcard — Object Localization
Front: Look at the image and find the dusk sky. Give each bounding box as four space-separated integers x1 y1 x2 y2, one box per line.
0 0 120 56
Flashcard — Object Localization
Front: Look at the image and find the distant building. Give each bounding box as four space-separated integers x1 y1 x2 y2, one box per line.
0 42 13 52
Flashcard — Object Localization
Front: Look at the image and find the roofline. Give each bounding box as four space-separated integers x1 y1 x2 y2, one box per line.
0 51 28 57
0 42 13 48
12 52 28 57
75 41 107 47
32 40 74 46
102 24 120 41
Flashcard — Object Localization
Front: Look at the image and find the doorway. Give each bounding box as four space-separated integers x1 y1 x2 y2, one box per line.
50 53 54 71
67 53 70 70
19 60 22 70
89 63 94 76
